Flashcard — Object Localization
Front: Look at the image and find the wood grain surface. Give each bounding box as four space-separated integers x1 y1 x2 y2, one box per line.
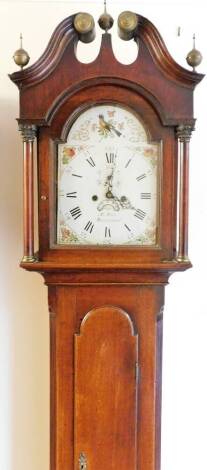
9 11 204 470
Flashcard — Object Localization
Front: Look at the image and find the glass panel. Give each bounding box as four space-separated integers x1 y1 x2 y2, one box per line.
56 104 160 246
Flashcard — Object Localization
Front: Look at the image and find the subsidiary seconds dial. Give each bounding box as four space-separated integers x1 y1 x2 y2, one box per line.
57 104 160 246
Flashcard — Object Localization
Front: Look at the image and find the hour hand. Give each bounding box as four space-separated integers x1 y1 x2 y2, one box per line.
105 171 115 199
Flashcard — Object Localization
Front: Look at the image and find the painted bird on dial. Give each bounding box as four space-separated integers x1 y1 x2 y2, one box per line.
98 114 122 137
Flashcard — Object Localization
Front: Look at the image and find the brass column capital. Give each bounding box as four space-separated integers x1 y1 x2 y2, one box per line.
19 123 37 142
176 124 194 142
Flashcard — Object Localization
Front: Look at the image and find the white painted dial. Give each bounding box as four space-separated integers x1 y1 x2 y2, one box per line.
57 104 160 245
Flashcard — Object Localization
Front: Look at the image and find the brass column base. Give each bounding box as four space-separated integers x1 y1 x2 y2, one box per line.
22 255 37 263
176 255 190 263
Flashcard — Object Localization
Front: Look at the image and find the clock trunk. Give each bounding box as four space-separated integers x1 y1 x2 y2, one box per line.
49 283 163 470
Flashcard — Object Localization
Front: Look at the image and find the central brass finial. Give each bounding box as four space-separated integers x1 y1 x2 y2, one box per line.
98 0 114 33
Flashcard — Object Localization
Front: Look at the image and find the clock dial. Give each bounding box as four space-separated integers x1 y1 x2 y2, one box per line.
57 104 160 246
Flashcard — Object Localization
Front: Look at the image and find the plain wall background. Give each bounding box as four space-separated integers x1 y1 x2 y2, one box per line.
0 1 206 469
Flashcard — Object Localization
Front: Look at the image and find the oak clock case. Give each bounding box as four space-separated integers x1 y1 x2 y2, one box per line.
10 11 203 470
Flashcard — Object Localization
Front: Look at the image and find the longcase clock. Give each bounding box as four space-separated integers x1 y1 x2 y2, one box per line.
10 10 204 470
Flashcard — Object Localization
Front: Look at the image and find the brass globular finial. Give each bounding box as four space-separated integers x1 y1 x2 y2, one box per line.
186 34 203 71
13 34 30 69
74 12 95 43
118 11 138 41
98 0 114 33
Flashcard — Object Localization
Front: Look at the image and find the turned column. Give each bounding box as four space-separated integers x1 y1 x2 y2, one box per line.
19 124 37 262
176 125 193 262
